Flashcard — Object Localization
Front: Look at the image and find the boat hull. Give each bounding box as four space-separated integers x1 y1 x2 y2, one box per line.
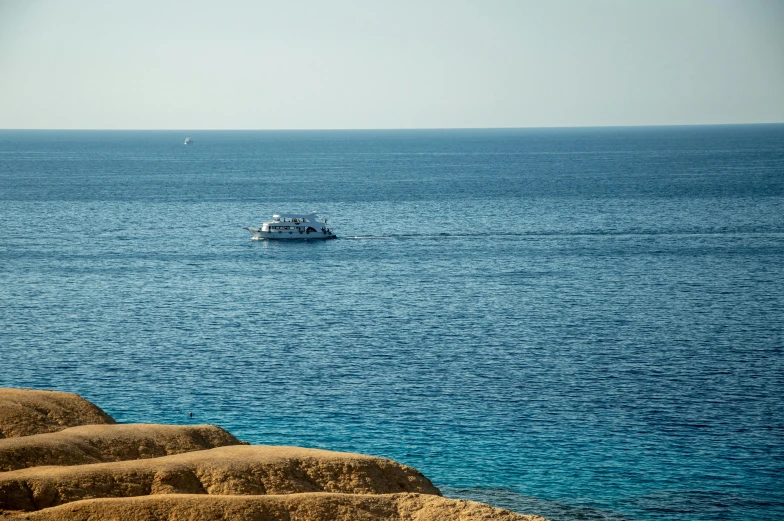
247 227 336 240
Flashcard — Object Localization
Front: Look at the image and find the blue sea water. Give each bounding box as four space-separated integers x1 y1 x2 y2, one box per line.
1 126 783 521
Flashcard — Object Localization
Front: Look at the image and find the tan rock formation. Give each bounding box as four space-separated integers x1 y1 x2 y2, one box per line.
0 424 243 471
7 493 549 521
0 445 439 511
0 389 549 521
0 390 114 439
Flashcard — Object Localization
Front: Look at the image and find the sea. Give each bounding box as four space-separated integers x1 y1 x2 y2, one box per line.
1 126 782 521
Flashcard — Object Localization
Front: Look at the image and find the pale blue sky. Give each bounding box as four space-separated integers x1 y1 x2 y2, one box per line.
1 0 782 129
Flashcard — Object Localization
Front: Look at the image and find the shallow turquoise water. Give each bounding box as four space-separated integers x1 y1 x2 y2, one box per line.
1 126 783 520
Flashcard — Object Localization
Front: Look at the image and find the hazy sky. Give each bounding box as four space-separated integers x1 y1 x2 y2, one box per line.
1 0 782 129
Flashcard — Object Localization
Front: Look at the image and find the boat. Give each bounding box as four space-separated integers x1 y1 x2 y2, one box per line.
184 137 193 145
247 212 336 240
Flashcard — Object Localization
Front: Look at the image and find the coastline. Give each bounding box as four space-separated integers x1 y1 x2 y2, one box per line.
0 388 548 521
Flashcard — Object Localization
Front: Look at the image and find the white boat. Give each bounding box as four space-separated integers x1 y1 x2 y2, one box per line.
184 137 193 145
247 212 336 240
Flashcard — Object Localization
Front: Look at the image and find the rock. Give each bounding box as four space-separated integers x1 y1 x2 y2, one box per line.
0 445 440 511
0 424 244 471
0 390 115 439
7 493 549 521
0 389 550 521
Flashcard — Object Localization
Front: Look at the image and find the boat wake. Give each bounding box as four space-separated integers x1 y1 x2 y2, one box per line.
341 230 783 240
343 233 492 240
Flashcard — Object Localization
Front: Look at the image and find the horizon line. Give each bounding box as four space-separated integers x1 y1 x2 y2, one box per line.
2 122 783 132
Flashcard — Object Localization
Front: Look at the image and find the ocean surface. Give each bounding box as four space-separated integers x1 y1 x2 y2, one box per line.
1 126 783 521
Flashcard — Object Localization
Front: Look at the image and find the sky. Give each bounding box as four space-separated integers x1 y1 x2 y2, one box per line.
0 0 782 129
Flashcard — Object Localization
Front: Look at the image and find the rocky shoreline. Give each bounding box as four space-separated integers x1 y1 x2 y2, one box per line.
0 388 548 521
